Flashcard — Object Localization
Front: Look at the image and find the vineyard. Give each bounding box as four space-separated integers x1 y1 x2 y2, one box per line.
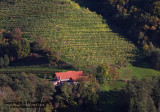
0 0 138 67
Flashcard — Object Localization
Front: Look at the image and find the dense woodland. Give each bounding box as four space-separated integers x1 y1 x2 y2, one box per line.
1 0 160 112
1 72 160 112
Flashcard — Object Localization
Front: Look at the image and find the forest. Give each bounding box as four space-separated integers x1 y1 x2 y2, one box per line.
1 72 160 112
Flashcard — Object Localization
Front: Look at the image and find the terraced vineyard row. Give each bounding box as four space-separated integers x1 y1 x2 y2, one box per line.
0 0 137 67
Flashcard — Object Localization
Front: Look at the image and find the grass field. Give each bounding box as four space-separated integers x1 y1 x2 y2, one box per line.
102 65 160 91
121 65 160 79
0 0 137 67
102 62 160 91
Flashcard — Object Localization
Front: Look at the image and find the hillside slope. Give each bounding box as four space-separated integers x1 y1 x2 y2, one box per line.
0 0 137 67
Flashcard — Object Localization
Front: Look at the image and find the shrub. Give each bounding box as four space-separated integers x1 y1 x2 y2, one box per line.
31 38 46 52
96 63 121 83
43 48 61 63
12 28 23 41
109 67 120 80
143 44 149 51
3 28 23 41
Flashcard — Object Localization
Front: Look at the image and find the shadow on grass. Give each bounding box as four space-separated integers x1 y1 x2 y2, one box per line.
10 56 48 66
97 90 128 112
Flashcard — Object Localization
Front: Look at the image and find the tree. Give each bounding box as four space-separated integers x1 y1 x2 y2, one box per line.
20 39 30 58
96 64 109 84
44 103 53 112
36 80 55 112
57 83 74 106
0 73 37 112
0 72 57 112
0 58 4 68
10 39 30 59
9 39 21 59
153 1 160 17
126 78 157 112
147 48 160 70
3 54 9 67
77 81 98 105
53 80 98 111
0 74 12 86
152 77 160 111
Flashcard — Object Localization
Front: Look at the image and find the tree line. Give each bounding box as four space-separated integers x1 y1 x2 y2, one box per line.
0 72 100 112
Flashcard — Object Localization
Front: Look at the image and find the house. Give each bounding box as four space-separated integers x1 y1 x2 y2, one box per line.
52 71 88 86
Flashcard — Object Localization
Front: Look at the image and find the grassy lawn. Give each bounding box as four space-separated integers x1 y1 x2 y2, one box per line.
102 63 160 91
120 65 160 79
129 66 160 78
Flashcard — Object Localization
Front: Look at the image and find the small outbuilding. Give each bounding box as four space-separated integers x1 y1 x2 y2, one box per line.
53 71 88 86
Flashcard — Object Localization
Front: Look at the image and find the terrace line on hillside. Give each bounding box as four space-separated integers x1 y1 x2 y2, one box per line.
52 71 88 86
0 0 136 67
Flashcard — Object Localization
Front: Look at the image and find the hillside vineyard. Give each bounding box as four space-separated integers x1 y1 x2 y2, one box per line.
0 0 137 67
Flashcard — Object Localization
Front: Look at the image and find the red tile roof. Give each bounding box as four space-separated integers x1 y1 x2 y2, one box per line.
54 71 87 81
